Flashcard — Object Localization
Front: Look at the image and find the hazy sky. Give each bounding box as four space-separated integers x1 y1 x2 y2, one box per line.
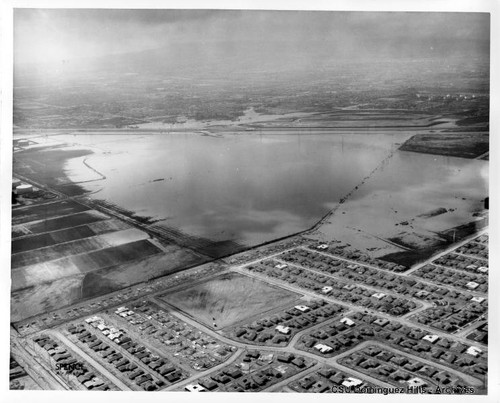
14 9 490 66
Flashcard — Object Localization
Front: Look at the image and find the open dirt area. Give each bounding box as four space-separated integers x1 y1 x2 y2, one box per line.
160 272 301 329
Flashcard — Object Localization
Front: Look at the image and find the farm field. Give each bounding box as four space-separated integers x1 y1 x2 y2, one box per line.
12 199 89 225
14 211 109 236
11 219 131 254
11 228 149 269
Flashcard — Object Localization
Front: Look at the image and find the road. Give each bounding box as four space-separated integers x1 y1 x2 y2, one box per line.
46 330 132 390
273 256 429 309
402 228 488 276
11 141 489 392
330 340 484 388
10 332 68 390
231 266 488 350
162 348 244 391
149 291 485 390
303 244 487 298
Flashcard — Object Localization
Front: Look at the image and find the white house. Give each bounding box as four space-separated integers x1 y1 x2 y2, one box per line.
276 325 291 335
314 343 333 354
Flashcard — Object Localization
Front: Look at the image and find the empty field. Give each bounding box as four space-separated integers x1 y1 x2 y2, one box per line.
160 272 301 329
12 200 89 225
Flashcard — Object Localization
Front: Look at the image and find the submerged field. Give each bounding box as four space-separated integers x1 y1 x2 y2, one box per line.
160 272 301 329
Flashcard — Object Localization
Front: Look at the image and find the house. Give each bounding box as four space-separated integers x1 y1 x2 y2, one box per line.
213 373 231 384
471 296 485 303
311 381 329 393
85 317 99 324
417 366 437 377
404 362 423 372
299 377 316 390
128 369 143 380
235 328 247 337
390 371 410 381
165 371 182 383
77 374 93 383
466 346 482 357
373 318 389 327
272 334 288 344
314 344 333 354
143 382 157 391
276 325 291 335
456 357 475 367
466 281 479 290
371 292 386 300
413 342 431 352
198 379 218 390
292 357 306 368
257 333 273 343
407 378 427 388
363 346 381 357
376 351 394 362
422 335 439 344
318 368 333 378
342 377 363 388
433 372 452 385
430 349 443 359
360 359 379 369
277 353 294 363
294 305 310 313
390 356 408 366
159 366 176 376
321 286 333 294
340 317 355 327
329 374 344 385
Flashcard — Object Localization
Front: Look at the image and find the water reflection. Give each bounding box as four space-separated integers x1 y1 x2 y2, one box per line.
61 132 486 248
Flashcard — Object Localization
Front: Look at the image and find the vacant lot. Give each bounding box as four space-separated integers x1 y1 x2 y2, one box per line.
161 272 300 329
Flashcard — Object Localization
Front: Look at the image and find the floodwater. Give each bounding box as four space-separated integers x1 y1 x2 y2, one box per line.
58 130 487 250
